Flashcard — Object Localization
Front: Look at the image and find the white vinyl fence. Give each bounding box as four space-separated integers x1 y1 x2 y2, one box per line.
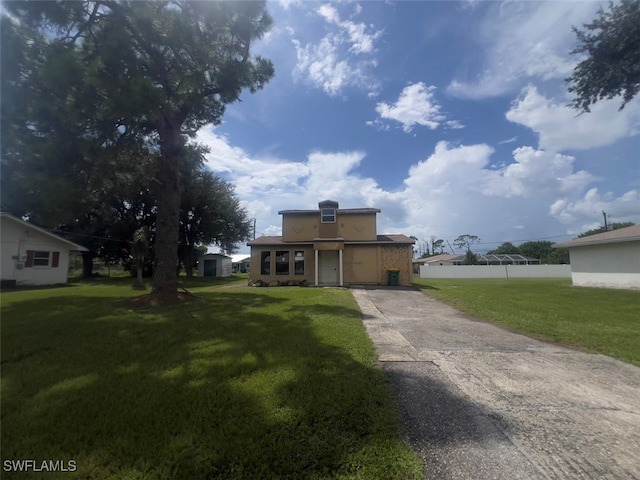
419 264 571 279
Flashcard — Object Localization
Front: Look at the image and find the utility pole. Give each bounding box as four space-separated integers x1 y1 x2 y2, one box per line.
252 218 256 240
602 211 609 231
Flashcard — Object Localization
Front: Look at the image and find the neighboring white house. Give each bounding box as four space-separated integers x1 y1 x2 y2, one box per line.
1 212 88 287
197 253 232 278
553 225 640 289
230 254 251 273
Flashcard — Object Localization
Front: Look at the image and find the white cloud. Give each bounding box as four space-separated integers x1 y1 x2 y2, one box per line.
506 85 640 151
482 147 595 198
373 83 461 132
550 188 640 230
447 2 600 99
291 3 382 96
195 129 636 253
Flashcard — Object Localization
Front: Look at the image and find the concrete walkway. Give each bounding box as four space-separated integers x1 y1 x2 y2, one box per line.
351 286 640 480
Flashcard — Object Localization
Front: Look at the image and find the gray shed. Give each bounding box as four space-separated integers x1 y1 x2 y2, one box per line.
198 254 232 278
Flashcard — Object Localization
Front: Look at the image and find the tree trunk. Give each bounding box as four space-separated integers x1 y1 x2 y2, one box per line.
184 250 194 277
152 127 182 294
136 266 144 287
82 251 94 278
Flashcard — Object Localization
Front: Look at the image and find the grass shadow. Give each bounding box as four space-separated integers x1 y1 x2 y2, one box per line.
1 287 422 479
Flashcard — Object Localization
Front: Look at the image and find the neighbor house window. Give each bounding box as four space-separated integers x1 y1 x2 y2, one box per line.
321 208 336 223
25 250 59 268
294 251 305 275
275 251 289 275
261 252 271 275
33 251 51 266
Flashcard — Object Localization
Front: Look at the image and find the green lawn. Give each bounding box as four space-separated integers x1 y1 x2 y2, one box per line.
1 277 421 480
413 277 640 365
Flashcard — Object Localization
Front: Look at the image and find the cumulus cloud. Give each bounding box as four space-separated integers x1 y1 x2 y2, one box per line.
195 129 634 252
291 3 382 96
482 147 595 198
447 2 600 99
506 85 640 152
550 189 640 230
373 83 462 132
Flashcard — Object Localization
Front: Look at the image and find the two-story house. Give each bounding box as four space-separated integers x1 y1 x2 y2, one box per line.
247 200 415 287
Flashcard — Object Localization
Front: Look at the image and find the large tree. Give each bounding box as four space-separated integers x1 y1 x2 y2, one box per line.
453 234 480 253
179 155 252 277
3 1 274 295
566 0 640 112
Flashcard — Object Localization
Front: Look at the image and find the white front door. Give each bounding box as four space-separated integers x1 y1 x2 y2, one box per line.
318 250 339 285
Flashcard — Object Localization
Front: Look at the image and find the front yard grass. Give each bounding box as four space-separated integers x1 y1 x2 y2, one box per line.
413 277 640 366
1 279 422 479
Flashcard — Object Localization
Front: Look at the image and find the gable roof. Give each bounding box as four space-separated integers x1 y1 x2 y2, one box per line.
553 225 640 248
1 212 89 251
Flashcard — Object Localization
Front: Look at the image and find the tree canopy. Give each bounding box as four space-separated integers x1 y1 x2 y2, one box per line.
566 0 640 112
2 1 274 294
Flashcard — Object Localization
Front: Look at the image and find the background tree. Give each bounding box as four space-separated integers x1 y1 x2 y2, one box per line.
578 222 635 237
518 241 569 264
179 158 252 277
462 251 478 265
487 242 519 255
3 1 275 296
432 239 445 254
453 234 480 253
566 0 640 112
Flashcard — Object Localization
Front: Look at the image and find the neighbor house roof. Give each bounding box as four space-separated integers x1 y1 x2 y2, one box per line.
413 254 461 264
247 234 414 246
553 225 640 248
0 212 89 251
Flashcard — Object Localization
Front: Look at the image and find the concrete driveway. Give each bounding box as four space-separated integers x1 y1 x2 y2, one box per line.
351 286 640 480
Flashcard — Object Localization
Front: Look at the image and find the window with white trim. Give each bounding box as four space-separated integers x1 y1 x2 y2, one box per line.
33 251 51 267
321 208 336 223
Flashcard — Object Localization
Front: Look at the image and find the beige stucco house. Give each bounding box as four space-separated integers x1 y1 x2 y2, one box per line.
553 224 640 289
248 200 415 287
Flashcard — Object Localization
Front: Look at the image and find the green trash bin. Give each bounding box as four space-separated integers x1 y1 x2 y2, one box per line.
388 269 400 286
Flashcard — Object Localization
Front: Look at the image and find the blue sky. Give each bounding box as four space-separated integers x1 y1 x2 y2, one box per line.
197 0 640 255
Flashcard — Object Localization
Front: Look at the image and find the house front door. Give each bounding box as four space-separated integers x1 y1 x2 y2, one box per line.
318 250 339 285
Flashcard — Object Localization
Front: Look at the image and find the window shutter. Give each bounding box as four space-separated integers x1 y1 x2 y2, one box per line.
25 250 34 268
52 251 60 268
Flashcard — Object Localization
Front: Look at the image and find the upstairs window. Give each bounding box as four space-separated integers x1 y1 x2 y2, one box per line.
321 208 336 223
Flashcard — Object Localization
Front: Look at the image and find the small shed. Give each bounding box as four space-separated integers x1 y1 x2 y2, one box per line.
1 212 88 287
553 225 640 289
197 254 232 278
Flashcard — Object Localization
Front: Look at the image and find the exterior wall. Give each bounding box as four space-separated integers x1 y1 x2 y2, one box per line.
420 264 571 279
197 255 232 277
249 243 414 286
569 242 640 289
337 213 377 241
1 218 73 286
380 245 414 286
282 214 319 242
343 245 379 284
282 211 378 242
250 246 316 285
